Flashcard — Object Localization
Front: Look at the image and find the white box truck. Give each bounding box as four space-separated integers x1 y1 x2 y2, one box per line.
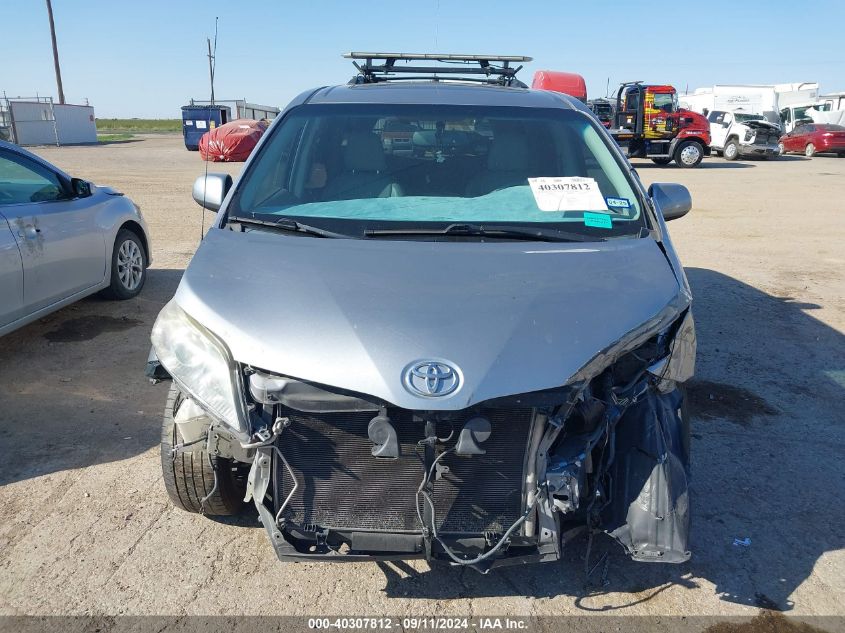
680 83 820 130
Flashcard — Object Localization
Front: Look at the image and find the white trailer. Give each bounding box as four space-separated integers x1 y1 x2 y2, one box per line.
187 99 280 121
680 83 819 128
819 92 845 111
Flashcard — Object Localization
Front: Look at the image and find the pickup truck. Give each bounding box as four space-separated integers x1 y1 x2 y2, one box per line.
707 110 780 160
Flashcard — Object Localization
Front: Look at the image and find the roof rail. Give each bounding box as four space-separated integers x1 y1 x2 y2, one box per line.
343 52 533 87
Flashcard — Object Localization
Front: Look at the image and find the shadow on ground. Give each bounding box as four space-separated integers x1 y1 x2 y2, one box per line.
95 138 145 146
374 268 845 613
0 269 182 486
635 161 755 169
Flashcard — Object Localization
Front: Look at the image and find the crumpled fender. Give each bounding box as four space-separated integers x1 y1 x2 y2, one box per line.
603 386 691 563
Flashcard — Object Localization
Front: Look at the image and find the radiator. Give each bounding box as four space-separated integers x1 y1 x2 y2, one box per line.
272 407 533 534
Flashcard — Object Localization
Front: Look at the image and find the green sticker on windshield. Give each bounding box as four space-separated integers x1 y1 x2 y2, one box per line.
583 212 613 229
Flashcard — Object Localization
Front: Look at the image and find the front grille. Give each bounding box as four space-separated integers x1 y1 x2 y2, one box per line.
273 407 533 534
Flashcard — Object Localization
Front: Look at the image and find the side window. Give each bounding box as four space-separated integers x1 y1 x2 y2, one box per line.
0 151 66 205
707 111 721 123
714 112 726 125
235 116 308 211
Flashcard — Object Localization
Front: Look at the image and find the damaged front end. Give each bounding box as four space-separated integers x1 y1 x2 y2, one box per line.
229 310 696 570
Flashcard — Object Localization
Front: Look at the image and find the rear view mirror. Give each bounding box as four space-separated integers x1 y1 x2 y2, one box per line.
649 183 692 222
192 173 233 212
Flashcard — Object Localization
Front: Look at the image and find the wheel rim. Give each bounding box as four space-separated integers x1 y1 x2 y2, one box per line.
680 144 701 165
725 144 737 159
117 239 143 291
805 144 815 157
778 143 785 155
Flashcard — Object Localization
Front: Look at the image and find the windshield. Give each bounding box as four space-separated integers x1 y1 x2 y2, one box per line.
228 104 646 240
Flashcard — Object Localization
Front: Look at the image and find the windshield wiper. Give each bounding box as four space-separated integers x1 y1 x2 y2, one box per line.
364 223 602 243
229 216 351 239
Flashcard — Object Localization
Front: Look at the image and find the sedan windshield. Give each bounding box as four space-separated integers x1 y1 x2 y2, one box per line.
227 104 647 240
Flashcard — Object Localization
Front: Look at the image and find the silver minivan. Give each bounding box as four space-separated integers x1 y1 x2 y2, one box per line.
149 54 695 571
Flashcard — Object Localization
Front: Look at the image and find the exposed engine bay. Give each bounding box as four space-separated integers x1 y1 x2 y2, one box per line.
168 311 695 571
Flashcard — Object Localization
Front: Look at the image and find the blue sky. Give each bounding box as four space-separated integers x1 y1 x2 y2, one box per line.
3 0 844 118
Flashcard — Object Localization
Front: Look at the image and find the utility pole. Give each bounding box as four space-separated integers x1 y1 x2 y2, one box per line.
207 17 218 105
45 0 65 104
207 38 215 105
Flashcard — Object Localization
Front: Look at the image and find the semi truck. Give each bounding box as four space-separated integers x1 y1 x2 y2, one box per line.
531 71 587 102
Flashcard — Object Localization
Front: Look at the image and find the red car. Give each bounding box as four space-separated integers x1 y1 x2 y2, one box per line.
778 123 845 157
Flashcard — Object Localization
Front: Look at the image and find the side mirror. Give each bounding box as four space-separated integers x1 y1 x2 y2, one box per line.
722 120 731 128
71 178 92 198
649 183 692 222
192 173 233 212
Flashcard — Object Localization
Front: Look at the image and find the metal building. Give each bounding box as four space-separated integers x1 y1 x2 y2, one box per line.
186 98 280 120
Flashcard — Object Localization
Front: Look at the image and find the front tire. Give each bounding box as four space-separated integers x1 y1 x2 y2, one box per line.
805 143 816 157
102 228 146 300
674 140 704 168
160 387 248 516
723 140 739 161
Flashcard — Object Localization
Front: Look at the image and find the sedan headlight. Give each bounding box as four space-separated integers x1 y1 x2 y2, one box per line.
151 300 246 431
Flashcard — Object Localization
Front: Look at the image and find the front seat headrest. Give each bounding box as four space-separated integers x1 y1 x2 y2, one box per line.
344 132 387 172
487 131 530 171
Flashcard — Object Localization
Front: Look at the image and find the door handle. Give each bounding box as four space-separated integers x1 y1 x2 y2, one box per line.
18 226 41 239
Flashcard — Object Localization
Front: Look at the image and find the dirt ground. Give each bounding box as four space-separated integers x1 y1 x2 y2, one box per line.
0 135 843 621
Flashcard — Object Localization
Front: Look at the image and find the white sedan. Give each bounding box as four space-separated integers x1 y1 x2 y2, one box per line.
0 140 151 337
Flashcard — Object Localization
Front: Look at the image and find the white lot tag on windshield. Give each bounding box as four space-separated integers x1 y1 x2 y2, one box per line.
528 177 609 212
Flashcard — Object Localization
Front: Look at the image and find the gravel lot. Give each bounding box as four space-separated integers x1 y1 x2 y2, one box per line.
0 135 843 621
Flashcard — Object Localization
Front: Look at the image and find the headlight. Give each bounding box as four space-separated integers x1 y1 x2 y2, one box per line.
151 300 246 431
744 130 755 142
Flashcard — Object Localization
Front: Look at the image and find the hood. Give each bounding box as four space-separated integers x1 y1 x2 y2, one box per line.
745 120 780 131
678 109 709 128
175 229 684 410
92 184 124 196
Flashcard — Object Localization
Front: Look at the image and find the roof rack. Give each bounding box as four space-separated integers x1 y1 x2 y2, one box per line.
344 52 533 87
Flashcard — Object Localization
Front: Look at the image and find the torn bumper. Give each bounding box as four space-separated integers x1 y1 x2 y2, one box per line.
241 340 693 569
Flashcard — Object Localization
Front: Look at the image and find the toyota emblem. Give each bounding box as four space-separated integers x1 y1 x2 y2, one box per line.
403 360 461 398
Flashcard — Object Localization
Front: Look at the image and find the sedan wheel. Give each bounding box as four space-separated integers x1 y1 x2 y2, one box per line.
102 228 147 300
805 143 816 157
118 239 144 291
